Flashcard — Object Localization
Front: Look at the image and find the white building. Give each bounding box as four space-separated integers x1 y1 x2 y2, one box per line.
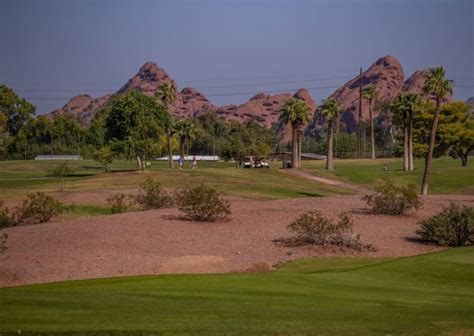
155 155 220 161
34 155 82 160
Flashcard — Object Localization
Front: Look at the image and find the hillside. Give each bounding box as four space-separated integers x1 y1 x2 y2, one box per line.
46 56 437 137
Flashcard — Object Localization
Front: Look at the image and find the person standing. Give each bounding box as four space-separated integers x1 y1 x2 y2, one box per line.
192 156 198 169
178 155 184 169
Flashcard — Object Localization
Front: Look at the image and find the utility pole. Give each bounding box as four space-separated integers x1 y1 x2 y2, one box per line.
50 132 53 156
77 132 80 157
357 67 363 159
213 124 216 158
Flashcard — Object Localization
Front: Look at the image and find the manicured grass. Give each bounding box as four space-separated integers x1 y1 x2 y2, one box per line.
64 204 112 218
0 247 472 335
0 160 352 199
302 157 474 195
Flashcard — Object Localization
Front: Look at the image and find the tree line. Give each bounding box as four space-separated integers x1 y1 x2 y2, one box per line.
279 66 473 195
1 65 472 194
0 84 277 168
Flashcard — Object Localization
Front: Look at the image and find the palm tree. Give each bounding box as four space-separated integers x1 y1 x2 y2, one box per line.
362 84 379 159
279 98 312 169
319 98 343 171
392 93 423 171
155 82 177 168
420 66 453 195
174 118 196 158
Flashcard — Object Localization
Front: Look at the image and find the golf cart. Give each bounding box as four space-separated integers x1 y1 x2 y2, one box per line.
243 156 269 168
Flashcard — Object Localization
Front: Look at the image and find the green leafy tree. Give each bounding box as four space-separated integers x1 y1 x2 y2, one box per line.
155 82 177 168
0 85 35 136
0 113 11 160
413 101 473 167
449 120 474 167
279 98 312 169
362 84 379 159
50 114 84 155
191 111 227 156
420 66 453 195
103 91 167 170
7 114 54 159
93 146 113 172
319 98 343 170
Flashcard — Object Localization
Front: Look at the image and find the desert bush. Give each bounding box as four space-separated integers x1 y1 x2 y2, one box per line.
107 193 135 214
416 202 474 246
0 201 15 228
46 161 77 191
174 184 231 222
136 177 173 209
0 231 7 254
0 200 12 253
362 179 422 215
287 211 373 251
15 192 66 225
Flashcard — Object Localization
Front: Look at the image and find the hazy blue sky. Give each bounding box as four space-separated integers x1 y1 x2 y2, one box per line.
1 0 473 114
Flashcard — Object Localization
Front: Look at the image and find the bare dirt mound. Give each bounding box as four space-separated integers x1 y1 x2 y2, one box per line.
1 194 472 287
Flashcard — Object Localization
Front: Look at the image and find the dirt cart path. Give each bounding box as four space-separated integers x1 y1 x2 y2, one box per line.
282 169 373 194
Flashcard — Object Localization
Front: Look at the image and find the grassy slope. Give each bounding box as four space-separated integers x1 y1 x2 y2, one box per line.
0 247 472 335
302 157 474 195
0 160 352 199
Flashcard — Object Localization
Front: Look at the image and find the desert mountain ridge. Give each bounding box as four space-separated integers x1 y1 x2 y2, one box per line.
46 56 452 138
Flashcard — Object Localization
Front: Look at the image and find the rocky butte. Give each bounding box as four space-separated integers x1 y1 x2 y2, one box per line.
46 55 443 140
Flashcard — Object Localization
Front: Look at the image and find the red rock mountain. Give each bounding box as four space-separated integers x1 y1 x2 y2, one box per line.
47 56 437 139
328 55 405 132
402 70 426 95
48 62 216 124
46 62 316 140
47 94 111 125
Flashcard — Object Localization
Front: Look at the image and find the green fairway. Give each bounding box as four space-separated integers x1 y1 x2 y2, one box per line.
0 160 352 199
302 157 474 195
0 247 473 335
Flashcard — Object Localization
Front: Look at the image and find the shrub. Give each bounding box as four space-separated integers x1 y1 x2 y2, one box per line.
416 202 474 246
93 146 113 172
107 193 135 214
362 179 422 216
15 192 66 225
287 211 373 251
0 231 7 254
136 177 173 209
174 184 231 222
46 161 76 191
0 201 15 228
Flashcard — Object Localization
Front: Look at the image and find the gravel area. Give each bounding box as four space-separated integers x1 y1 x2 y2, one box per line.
1 194 472 287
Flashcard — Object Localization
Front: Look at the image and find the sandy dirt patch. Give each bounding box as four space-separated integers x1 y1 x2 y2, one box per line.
0 194 472 287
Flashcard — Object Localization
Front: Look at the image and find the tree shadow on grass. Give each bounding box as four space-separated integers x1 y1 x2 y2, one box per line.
296 192 322 197
64 173 97 178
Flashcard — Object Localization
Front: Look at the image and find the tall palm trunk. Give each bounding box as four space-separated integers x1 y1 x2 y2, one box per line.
421 98 440 195
291 124 298 169
166 128 174 168
369 100 376 159
179 136 185 158
326 118 334 171
408 111 414 171
403 119 409 171
297 128 303 169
